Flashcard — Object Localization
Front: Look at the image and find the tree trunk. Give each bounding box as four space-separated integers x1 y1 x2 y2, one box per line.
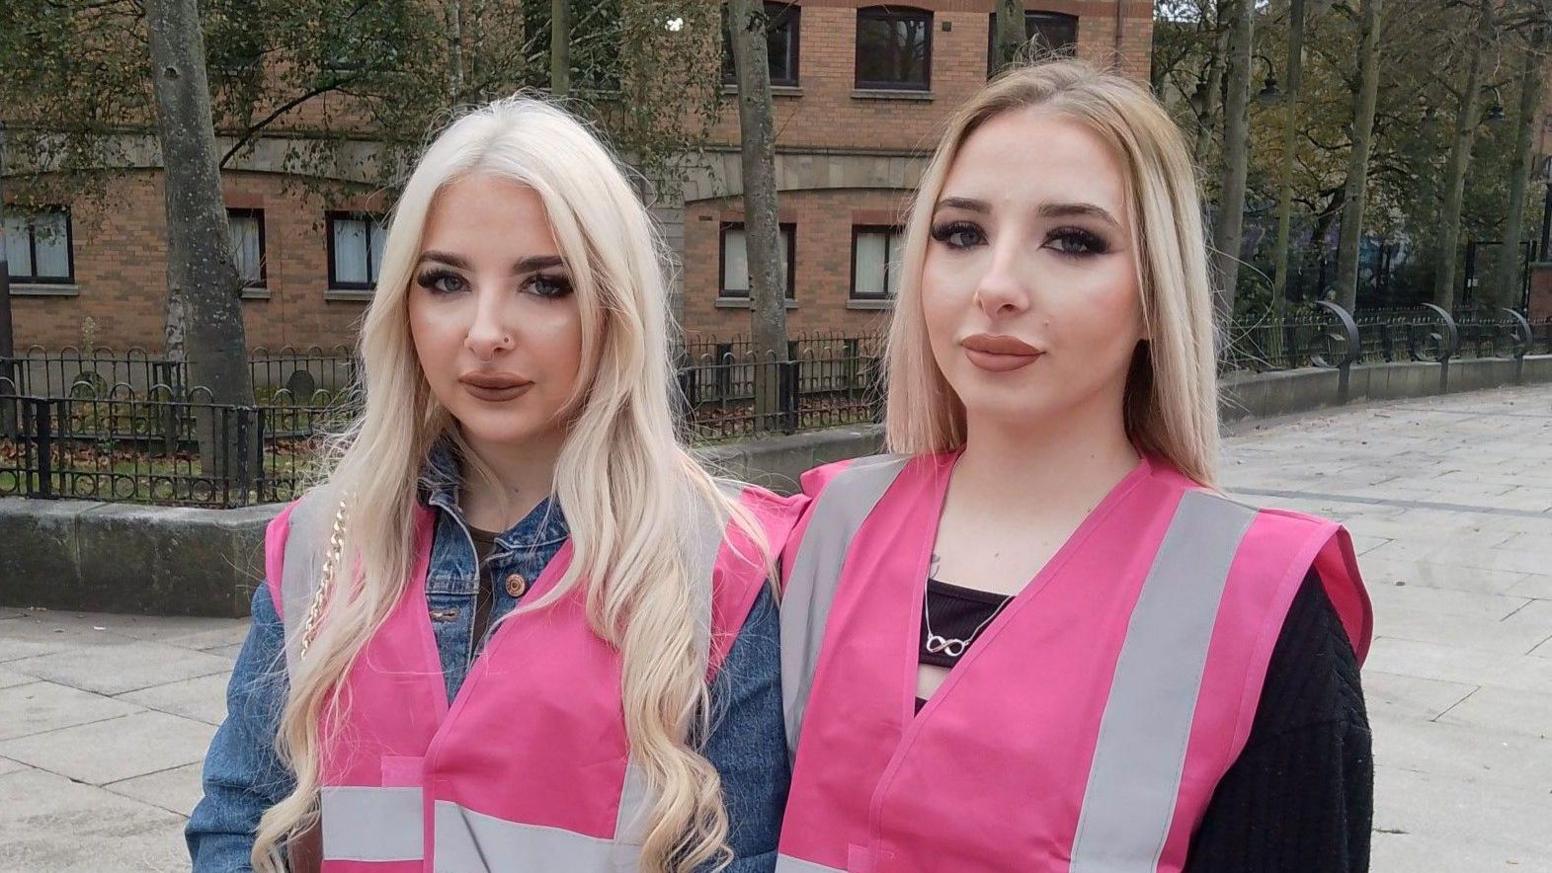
993 0 1026 74
726 0 788 428
449 0 466 104
550 0 570 97
146 0 255 485
1210 0 1255 321
1271 0 1309 315
1192 17 1230 169
1433 2 1494 312
1333 0 1383 313
1493 23 1544 311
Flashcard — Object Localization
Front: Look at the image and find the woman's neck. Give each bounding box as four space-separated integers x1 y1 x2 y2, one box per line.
457 430 565 532
955 395 1139 518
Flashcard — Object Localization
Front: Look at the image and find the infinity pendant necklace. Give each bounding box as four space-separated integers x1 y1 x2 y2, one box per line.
923 584 1013 660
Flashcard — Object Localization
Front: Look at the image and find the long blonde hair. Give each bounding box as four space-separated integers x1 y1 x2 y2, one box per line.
884 59 1220 485
253 96 762 873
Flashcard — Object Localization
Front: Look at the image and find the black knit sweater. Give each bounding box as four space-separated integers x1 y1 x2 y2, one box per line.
1185 571 1373 872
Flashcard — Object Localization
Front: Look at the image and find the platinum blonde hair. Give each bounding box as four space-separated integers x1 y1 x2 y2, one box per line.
884 59 1220 485
253 96 764 873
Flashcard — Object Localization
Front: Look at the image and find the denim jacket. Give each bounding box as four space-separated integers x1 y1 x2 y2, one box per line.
187 448 790 871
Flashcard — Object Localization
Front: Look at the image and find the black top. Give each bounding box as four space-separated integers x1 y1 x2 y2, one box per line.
468 525 499 655
914 571 1372 872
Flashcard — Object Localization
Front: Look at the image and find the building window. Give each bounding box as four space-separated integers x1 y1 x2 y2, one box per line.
720 223 796 300
723 3 801 87
4 209 74 284
856 6 932 91
228 209 266 288
327 212 387 290
987 10 1079 74
851 226 904 300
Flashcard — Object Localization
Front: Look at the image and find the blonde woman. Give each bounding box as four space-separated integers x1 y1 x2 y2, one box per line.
777 60 1374 872
187 98 798 873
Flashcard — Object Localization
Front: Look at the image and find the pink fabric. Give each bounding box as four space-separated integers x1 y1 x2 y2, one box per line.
261 487 798 867
779 455 1370 873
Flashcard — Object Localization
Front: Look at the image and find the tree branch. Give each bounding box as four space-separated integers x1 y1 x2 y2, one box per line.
219 76 358 167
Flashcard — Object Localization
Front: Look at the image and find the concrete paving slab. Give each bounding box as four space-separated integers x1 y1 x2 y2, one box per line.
0 767 187 873
0 756 24 778
104 762 206 818
158 622 249 652
0 681 143 741
1363 579 1529 620
0 710 213 786
1363 670 1477 722
6 638 236 696
1368 604 1552 655
1508 572 1552 599
1372 766 1552 868
1356 556 1531 595
0 667 38 690
1365 636 1552 691
1434 685 1552 740
117 673 231 726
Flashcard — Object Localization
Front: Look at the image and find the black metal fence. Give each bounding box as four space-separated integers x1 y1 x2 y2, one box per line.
1220 305 1552 373
1 334 886 508
3 308 1546 508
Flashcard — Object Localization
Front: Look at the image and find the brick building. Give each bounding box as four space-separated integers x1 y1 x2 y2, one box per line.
3 0 1153 353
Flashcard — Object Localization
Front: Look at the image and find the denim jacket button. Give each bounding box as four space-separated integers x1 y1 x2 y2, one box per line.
504 573 528 598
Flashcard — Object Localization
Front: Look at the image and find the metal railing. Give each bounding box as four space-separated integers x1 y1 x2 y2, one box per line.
1 334 885 508
4 307 1545 508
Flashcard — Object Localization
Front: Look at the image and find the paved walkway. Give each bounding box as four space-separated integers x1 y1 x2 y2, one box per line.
3 385 1552 871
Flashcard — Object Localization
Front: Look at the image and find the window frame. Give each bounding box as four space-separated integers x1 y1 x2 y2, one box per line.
854 5 934 92
986 10 1079 75
849 224 905 301
325 211 387 292
227 207 267 289
718 221 797 301
722 2 802 87
4 207 75 285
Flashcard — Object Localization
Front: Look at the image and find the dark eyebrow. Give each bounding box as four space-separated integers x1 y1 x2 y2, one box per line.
417 250 471 270
1039 201 1121 228
513 255 565 274
932 196 990 216
416 251 566 274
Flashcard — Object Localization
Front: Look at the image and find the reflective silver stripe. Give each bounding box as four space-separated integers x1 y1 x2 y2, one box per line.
780 455 909 757
434 800 640 872
774 854 846 873
321 786 424 862
612 760 652 849
1069 490 1257 873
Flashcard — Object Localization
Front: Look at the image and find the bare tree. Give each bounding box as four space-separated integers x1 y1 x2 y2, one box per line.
1434 1 1495 311
993 0 1027 74
1492 21 1545 309
1210 0 1255 319
726 0 788 425
146 0 254 476
1334 0 1384 312
1271 0 1310 314
551 0 570 97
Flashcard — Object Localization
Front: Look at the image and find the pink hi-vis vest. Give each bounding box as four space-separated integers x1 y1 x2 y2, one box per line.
263 482 798 872
777 453 1372 873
